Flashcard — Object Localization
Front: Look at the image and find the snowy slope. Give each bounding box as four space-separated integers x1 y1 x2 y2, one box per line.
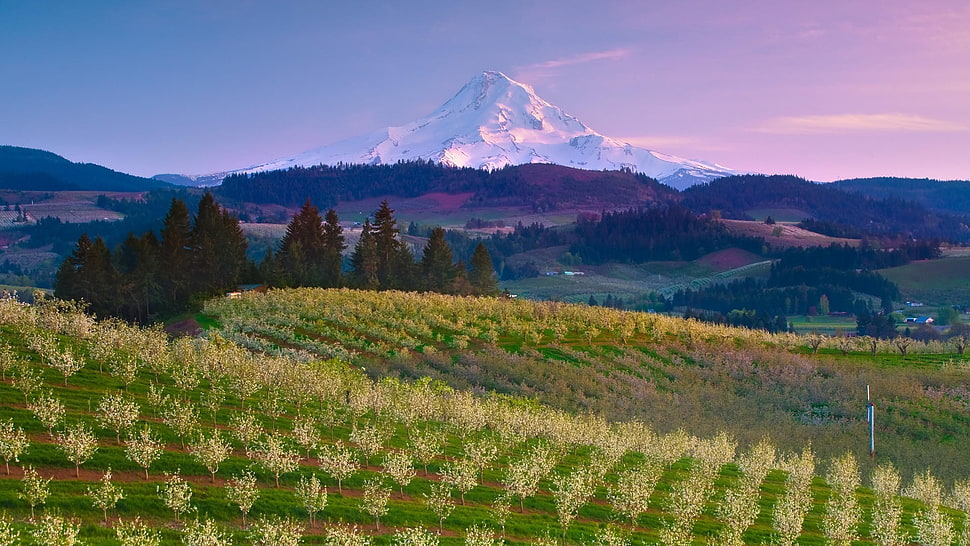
213 71 738 189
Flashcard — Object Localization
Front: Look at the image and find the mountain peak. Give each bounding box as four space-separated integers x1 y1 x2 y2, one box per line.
216 71 738 189
441 71 531 113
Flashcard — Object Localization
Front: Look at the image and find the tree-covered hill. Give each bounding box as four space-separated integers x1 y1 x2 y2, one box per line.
832 177 970 216
215 162 677 212
681 174 970 242
0 146 172 192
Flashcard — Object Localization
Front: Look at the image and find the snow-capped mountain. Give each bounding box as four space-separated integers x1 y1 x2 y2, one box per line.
205 71 737 189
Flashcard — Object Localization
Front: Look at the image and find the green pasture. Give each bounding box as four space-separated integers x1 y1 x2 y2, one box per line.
879 254 970 306
788 315 858 335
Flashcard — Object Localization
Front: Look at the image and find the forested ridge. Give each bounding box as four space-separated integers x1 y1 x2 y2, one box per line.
216 162 676 212
0 146 170 192
570 206 764 264
669 242 943 331
833 176 970 216
682 174 970 242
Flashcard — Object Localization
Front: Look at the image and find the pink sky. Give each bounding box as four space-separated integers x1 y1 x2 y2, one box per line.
1 1 968 182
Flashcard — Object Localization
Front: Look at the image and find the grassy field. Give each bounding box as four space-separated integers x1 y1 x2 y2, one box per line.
331 195 578 231
502 247 771 306
787 315 858 336
5 191 133 226
879 253 970 306
1 293 967 544
720 219 859 249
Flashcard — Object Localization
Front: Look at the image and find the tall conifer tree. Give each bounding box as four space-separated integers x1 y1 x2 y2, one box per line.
370 200 415 289
159 198 193 310
55 234 119 317
189 192 223 295
421 227 457 293
468 243 499 296
277 199 326 287
115 231 161 322
321 208 346 287
349 220 379 290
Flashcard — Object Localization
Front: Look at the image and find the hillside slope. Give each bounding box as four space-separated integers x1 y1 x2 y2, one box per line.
0 294 966 544
833 177 970 216
205 288 970 482
0 146 172 192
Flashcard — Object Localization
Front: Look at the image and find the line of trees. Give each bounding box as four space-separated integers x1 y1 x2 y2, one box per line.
261 200 499 296
570 205 764 264
55 194 249 322
54 197 501 322
670 243 918 331
681 174 970 242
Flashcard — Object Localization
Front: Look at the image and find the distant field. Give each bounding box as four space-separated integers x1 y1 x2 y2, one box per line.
695 247 763 271
7 190 130 225
333 194 579 229
505 248 772 304
879 254 970 306
239 222 286 239
721 219 859 248
788 314 858 335
743 207 812 222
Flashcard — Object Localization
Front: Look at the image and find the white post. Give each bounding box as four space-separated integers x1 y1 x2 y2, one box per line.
866 385 875 458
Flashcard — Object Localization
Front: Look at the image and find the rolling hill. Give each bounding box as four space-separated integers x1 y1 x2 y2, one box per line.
833 177 970 216
0 146 172 192
0 288 968 544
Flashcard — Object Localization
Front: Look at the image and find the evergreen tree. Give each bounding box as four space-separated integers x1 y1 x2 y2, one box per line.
190 193 248 296
349 220 379 290
159 198 193 311
55 234 119 317
393 238 418 291
189 192 223 295
468 243 499 296
277 199 326 287
451 260 474 296
420 227 456 293
321 208 346 287
218 207 249 287
54 234 90 303
115 231 161 323
371 200 410 289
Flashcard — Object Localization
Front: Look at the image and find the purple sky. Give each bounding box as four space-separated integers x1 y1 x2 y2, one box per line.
2 1 968 182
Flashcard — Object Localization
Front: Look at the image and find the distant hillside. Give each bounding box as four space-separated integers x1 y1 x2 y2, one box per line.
832 176 970 216
682 174 970 242
0 145 172 191
215 161 678 211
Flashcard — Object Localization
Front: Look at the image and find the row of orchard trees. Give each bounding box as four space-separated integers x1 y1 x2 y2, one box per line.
2 295 970 544
206 287 970 363
261 199 499 296
54 193 249 322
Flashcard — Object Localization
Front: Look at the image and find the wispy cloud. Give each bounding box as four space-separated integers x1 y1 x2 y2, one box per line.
514 48 630 83
616 135 734 158
619 135 698 149
524 48 631 70
755 113 968 134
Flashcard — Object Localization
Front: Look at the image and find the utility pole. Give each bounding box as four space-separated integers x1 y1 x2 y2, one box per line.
866 385 875 459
